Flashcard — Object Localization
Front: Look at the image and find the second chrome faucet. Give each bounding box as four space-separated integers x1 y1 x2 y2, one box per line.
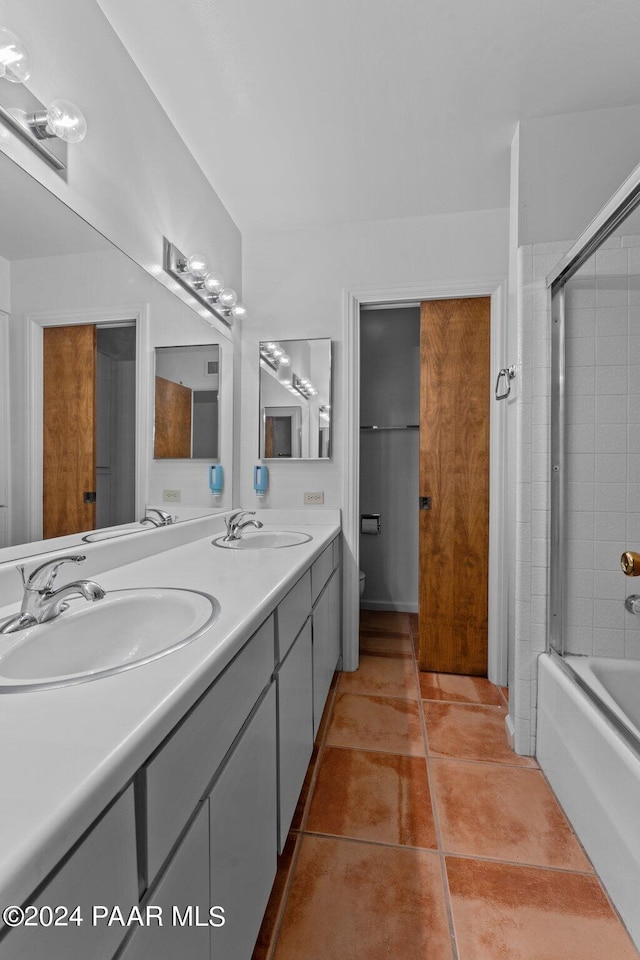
0 555 105 635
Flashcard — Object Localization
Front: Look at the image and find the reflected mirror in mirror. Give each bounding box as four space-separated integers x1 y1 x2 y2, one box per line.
259 339 331 459
154 345 220 460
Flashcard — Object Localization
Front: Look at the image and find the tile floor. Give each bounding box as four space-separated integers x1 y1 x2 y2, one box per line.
252 611 640 960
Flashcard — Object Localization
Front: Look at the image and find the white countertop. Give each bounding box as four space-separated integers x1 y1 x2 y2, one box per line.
0 510 340 916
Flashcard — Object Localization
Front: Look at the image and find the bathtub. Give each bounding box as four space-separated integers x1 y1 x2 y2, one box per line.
537 652 640 949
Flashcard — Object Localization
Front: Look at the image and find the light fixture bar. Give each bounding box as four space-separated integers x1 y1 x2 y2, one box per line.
163 238 233 327
0 76 66 170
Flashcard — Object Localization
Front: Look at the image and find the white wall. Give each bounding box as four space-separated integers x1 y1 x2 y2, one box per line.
241 208 509 508
241 208 509 668
9 248 234 544
518 104 640 246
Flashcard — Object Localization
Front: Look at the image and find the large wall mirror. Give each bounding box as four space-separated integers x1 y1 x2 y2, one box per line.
154 345 220 460
0 148 233 561
259 339 332 459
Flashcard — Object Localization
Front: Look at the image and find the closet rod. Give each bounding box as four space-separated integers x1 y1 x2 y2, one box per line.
360 424 419 431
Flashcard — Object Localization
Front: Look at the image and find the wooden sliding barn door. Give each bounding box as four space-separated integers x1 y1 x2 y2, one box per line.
43 324 97 538
418 297 490 676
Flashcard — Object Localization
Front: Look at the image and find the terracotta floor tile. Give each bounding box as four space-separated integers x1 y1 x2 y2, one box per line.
424 702 538 767
251 832 300 960
447 857 640 960
272 835 453 960
327 692 424 755
359 609 410 635
339 654 418 699
431 759 592 872
419 671 504 705
306 746 437 849
359 631 414 658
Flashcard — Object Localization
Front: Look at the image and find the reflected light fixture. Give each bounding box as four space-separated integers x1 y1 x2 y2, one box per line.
0 27 30 83
164 238 247 327
0 28 86 171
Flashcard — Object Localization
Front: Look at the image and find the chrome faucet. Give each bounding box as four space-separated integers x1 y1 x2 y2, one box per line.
140 508 174 527
0 555 106 634
222 510 264 542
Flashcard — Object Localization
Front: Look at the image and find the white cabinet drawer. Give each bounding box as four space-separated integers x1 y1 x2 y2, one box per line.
144 615 274 882
311 543 334 605
1 787 138 960
277 570 311 660
119 803 210 960
277 619 313 850
312 570 341 737
209 684 277 960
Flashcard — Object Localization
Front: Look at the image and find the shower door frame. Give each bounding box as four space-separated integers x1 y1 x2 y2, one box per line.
548 161 640 656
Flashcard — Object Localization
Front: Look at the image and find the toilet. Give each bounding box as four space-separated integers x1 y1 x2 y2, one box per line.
359 570 365 597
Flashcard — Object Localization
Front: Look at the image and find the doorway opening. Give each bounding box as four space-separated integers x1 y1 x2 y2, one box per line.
43 321 137 539
347 279 508 686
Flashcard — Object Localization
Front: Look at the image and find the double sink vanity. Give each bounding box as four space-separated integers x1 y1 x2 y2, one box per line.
0 509 342 960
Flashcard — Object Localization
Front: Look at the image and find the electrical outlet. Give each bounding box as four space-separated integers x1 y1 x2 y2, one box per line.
304 491 324 505
163 489 181 502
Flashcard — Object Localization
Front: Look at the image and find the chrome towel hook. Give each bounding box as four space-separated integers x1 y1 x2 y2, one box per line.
495 365 516 400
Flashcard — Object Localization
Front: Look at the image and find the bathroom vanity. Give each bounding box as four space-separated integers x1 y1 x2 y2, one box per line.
0 510 341 960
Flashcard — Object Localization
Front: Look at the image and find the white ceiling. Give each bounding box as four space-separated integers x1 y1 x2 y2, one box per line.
97 0 640 233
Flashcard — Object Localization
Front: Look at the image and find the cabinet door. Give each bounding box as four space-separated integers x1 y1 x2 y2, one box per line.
277 619 313 850
312 571 341 737
209 685 277 960
1 787 138 960
118 803 210 960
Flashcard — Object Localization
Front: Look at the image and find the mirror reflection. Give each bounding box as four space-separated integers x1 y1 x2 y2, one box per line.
259 339 331 459
0 149 230 558
154 345 220 460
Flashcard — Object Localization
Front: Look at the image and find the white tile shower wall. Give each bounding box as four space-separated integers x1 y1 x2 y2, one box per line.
515 235 640 756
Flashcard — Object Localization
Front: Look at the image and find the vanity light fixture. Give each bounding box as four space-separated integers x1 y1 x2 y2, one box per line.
260 341 290 370
0 30 86 171
0 27 30 83
292 373 318 399
164 238 247 327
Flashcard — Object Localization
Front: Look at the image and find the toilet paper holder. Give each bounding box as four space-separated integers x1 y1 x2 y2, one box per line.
361 514 381 535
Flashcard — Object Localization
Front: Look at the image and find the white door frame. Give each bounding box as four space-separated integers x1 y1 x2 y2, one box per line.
342 277 509 684
26 304 150 541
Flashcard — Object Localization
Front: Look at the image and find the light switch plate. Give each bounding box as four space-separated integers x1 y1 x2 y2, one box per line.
304 491 324 505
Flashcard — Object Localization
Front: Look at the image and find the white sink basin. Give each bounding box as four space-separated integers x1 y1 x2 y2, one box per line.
212 530 312 550
0 587 219 692
82 526 149 542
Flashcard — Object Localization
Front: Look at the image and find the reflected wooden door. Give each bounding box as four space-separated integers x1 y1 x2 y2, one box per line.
43 324 97 538
418 297 490 676
154 376 192 458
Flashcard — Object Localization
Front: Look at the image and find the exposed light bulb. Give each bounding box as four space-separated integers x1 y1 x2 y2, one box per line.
44 99 87 143
186 253 208 277
0 27 30 83
204 272 224 295
218 287 237 308
230 301 247 321
279 354 291 366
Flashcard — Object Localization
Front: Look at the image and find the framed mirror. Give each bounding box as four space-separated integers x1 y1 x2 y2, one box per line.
154 345 220 460
259 339 331 459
